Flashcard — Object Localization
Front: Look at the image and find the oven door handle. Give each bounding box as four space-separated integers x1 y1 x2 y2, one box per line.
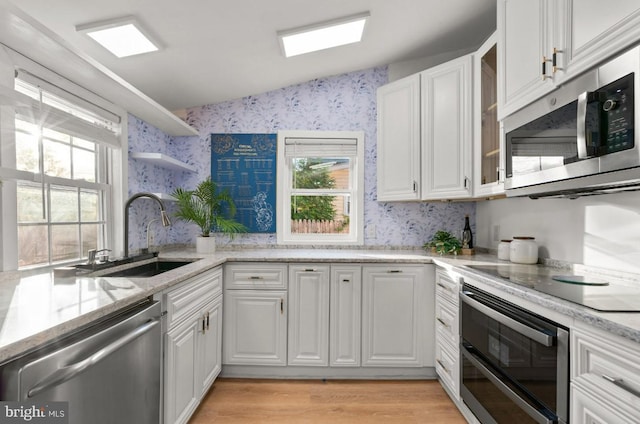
460 291 554 347
462 347 554 424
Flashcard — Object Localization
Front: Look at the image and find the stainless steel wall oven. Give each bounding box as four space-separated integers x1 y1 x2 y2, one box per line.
460 283 569 424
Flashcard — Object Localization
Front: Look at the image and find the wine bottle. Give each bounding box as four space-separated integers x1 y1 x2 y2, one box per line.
462 215 473 249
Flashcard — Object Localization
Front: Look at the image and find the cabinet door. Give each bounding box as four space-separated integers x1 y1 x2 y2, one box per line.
223 290 287 366
165 319 199 424
197 295 222 398
474 33 505 198
288 265 330 366
421 54 473 200
362 265 426 367
497 0 555 119
330 265 362 367
564 0 640 79
376 74 422 201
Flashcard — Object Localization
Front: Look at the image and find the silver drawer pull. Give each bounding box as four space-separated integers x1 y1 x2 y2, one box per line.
436 317 450 328
602 374 640 398
304 268 317 272
387 270 402 274
437 282 452 291
249 276 264 280
342 279 351 283
436 359 450 374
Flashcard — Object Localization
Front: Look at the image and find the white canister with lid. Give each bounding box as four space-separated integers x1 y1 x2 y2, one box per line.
510 237 538 264
497 240 511 261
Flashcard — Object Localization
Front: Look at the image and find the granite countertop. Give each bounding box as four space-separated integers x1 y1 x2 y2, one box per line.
1 247 640 364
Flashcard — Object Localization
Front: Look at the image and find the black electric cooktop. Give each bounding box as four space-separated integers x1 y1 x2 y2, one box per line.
466 264 640 312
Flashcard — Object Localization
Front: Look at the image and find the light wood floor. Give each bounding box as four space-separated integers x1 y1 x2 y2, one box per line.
189 378 466 423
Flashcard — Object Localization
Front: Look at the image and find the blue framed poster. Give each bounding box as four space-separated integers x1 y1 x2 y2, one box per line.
211 133 276 233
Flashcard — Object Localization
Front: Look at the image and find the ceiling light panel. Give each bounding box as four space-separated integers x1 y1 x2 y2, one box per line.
76 16 160 58
278 12 369 58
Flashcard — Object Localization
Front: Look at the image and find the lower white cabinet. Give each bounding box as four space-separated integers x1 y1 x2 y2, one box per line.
223 262 289 366
362 264 432 367
330 265 362 367
223 290 287 366
163 267 223 424
288 265 330 366
434 267 461 400
570 324 640 423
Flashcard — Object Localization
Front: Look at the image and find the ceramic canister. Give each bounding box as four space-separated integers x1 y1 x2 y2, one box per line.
510 237 538 264
497 240 511 261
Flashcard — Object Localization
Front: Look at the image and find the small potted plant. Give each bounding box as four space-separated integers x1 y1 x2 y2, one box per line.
423 230 462 255
172 176 247 253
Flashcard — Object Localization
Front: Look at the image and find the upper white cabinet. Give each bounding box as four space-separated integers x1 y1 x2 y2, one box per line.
421 54 473 200
473 33 504 197
498 0 640 120
497 0 559 120
376 74 421 201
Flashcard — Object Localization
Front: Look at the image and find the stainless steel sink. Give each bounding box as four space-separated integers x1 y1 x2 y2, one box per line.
100 260 195 278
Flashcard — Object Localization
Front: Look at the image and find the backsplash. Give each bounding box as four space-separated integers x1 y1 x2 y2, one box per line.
128 66 475 251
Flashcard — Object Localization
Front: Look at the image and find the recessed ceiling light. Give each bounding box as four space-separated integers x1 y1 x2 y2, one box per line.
76 16 160 58
278 12 370 58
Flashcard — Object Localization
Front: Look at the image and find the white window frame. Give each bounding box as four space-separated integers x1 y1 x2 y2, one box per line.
277 130 364 245
0 47 127 271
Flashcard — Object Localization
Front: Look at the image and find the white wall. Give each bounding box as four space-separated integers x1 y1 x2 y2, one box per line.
476 191 640 274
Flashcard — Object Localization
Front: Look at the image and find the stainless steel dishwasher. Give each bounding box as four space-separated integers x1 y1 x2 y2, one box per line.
0 300 162 424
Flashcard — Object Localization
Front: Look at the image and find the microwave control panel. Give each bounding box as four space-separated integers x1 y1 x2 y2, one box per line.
601 73 634 154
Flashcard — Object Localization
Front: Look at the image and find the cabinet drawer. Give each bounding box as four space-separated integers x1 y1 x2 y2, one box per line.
435 269 459 305
165 267 222 329
224 263 287 289
435 298 458 346
572 326 640 402
435 339 459 400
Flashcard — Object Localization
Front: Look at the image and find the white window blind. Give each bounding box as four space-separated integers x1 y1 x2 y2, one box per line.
284 137 358 157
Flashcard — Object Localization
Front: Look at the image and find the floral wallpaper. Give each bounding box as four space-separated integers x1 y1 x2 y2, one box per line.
127 66 475 251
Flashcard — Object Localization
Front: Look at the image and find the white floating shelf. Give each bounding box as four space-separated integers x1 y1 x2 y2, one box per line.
130 152 196 173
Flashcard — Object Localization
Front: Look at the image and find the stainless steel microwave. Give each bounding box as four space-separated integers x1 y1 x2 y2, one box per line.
504 45 640 198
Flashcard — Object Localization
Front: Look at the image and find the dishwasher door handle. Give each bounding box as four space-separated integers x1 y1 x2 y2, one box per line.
27 318 159 398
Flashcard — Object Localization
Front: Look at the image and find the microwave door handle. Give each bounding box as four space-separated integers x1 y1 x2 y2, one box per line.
577 91 590 159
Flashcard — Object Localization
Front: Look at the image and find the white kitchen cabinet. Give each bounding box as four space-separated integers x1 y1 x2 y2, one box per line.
163 267 223 424
421 54 473 200
498 0 640 120
362 264 432 367
562 1 640 86
288 265 330 366
223 261 288 366
497 0 559 120
223 289 287 366
330 265 362 367
473 33 504 198
570 324 640 423
376 73 421 201
434 267 461 401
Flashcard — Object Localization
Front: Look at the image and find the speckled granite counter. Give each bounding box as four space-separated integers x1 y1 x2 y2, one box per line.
2 247 640 364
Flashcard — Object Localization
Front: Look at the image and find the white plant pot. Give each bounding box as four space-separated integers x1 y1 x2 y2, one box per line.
196 236 216 254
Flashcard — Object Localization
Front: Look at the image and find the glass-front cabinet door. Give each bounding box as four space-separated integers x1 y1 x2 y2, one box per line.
474 32 504 197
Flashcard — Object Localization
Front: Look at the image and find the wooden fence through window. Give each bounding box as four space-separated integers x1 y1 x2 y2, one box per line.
291 219 348 234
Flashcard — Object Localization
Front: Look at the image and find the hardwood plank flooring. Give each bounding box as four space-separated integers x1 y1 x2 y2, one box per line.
189 378 466 423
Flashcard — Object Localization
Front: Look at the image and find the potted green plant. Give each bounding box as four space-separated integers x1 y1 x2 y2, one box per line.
423 230 462 255
172 176 247 253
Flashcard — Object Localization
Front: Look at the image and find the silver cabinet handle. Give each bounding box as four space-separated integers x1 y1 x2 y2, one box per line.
462 347 553 424
436 359 450 374
387 270 402 274
304 268 317 272
27 318 159 398
436 317 450 328
437 282 452 292
460 291 554 347
602 374 640 398
249 276 264 280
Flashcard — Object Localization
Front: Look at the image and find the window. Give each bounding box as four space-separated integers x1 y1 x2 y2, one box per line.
0 61 123 270
277 130 364 245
